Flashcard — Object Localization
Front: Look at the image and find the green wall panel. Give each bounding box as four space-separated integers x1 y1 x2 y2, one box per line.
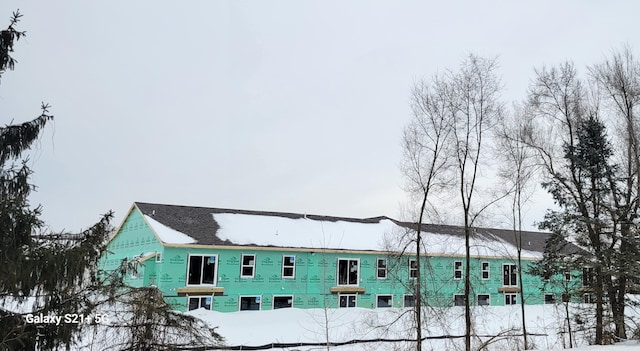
99 208 575 313
99 208 165 286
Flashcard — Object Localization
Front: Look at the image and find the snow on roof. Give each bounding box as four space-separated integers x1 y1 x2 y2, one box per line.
212 213 542 258
213 213 396 251
144 215 196 244
419 230 542 259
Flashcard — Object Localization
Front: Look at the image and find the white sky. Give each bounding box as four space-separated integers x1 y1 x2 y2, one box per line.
1 1 638 233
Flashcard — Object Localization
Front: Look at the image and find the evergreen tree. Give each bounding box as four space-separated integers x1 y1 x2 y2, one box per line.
0 11 223 350
0 10 114 349
535 116 618 344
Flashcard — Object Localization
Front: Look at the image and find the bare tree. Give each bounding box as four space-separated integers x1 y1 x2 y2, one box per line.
400 72 455 351
495 103 538 349
400 54 502 351
588 46 640 340
524 60 616 345
523 50 640 344
448 54 503 351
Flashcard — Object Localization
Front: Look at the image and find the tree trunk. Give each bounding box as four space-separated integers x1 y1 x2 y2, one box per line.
595 265 604 345
464 220 471 351
415 193 428 351
564 300 573 348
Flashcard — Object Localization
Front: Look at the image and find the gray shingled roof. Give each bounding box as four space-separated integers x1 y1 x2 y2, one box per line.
134 201 575 255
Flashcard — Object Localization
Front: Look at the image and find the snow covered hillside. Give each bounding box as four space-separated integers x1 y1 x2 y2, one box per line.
186 304 640 351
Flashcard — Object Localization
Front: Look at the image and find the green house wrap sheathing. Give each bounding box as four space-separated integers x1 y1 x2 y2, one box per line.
99 202 580 312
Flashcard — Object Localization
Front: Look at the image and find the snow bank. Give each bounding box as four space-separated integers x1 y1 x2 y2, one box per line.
187 304 640 351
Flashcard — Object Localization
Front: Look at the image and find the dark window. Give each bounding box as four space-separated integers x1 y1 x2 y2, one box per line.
409 259 418 279
273 296 293 309
338 259 359 286
454 261 463 280
582 267 594 287
241 254 255 278
454 294 466 306
282 256 295 278
564 270 572 282
583 293 596 304
505 293 517 305
188 296 212 311
404 295 415 308
187 255 217 285
477 294 490 306
544 294 556 304
339 294 357 308
481 262 490 280
377 258 387 279
377 295 393 308
240 296 261 311
503 264 517 286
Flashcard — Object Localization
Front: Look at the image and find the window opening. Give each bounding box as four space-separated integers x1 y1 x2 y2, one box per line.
339 294 357 308
505 293 517 305
544 294 556 304
502 264 517 286
481 262 490 280
477 294 490 306
454 261 463 280
377 258 387 279
337 259 359 286
377 295 393 308
273 296 293 309
240 296 261 311
403 295 415 308
187 255 217 285
282 255 295 278
188 296 212 311
409 259 418 279
241 254 256 278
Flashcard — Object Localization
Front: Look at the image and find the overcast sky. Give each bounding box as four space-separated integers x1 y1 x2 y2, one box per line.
1 1 638 233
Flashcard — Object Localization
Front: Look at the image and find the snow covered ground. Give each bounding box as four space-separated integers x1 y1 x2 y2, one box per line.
187 304 640 351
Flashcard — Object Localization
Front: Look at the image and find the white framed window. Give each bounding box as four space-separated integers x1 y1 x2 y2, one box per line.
454 261 463 280
337 259 359 286
544 294 556 304
502 264 517 286
241 254 256 278
409 259 418 279
583 293 596 304
339 294 357 308
477 294 490 306
582 267 594 287
564 270 572 282
481 262 490 280
273 295 293 309
282 255 295 278
454 294 466 306
377 258 387 279
187 254 218 286
403 294 415 308
187 296 212 311
505 293 517 305
155 252 162 263
376 295 393 308
239 295 261 311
